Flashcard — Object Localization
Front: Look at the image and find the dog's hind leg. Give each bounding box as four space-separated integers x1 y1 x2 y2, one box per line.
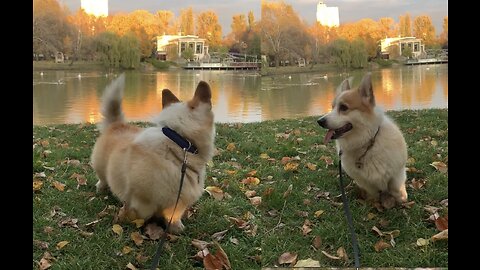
388 170 408 203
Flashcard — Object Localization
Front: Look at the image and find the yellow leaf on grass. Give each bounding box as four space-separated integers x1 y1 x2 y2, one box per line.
122 246 133 254
53 181 66 191
416 238 429 247
226 143 236 151
205 186 224 201
33 181 43 191
249 196 262 206
260 153 270 159
131 232 144 246
430 161 447 173
306 163 317 171
284 162 299 171
112 224 123 235
294 258 320 267
278 252 297 265
314 210 325 218
56 241 69 250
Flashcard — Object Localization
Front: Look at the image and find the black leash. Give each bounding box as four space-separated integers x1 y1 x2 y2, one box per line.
149 148 189 270
338 151 361 269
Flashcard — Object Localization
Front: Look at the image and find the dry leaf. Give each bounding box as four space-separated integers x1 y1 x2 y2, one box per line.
213 241 232 269
130 232 144 246
435 216 448 231
211 229 229 241
294 258 320 267
431 229 448 242
56 241 69 250
33 180 44 191
320 155 334 167
205 186 224 201
192 239 211 250
302 220 312 236
366 212 376 220
229 237 239 245
337 247 348 261
416 238 430 246
40 140 50 147
126 262 137 270
263 187 274 196
131 219 144 228
430 161 447 173
281 156 291 164
241 177 260 185
322 250 341 260
39 258 52 270
244 190 256 198
112 224 123 235
225 170 237 175
372 226 384 237
374 240 391 252
226 143 236 151
406 157 416 165
260 153 270 159
283 184 293 198
192 248 210 261
122 246 133 255
314 210 325 218
44 226 54 234
145 223 164 240
249 196 262 206
303 199 311 205
284 162 299 171
297 211 309 217
278 252 297 265
424 205 440 214
52 181 66 191
247 170 257 176
34 240 49 250
135 253 148 263
204 253 224 270
267 209 278 217
58 218 79 228
312 236 322 249
306 163 317 171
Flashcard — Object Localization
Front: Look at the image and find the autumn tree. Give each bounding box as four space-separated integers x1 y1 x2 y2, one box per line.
248 11 255 30
231 14 247 42
378 17 396 38
413 15 436 47
180 7 194 35
157 10 175 35
439 16 448 48
337 18 381 57
196 10 223 48
399 13 412 37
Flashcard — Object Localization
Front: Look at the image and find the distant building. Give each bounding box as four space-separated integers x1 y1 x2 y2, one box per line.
380 37 426 59
156 35 209 61
81 0 108 17
316 1 339 27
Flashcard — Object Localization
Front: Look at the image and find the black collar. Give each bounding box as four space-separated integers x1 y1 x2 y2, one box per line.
162 127 198 154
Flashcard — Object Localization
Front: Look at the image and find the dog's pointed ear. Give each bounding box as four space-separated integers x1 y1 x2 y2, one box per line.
358 73 375 106
162 89 180 108
336 77 352 94
193 81 212 104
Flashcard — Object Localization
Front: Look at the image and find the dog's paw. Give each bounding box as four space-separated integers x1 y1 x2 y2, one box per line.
95 181 108 193
380 192 396 209
167 220 185 234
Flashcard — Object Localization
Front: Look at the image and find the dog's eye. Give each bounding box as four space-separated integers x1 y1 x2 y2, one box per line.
339 104 348 112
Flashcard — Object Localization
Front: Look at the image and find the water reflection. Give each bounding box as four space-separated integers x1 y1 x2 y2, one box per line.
33 65 447 125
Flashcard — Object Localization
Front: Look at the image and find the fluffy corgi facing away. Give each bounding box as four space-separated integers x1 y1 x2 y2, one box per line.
317 73 408 207
91 74 215 233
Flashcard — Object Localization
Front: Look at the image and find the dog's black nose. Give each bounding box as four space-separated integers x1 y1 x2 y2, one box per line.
317 117 327 128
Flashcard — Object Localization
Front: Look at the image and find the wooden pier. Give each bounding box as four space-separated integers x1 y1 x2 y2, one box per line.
183 61 260 70
404 58 448 65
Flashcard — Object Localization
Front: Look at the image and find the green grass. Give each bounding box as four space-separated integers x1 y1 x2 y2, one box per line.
33 109 448 269
33 61 107 71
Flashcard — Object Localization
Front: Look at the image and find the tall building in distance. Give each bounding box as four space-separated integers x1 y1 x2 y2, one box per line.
316 1 339 27
81 0 108 17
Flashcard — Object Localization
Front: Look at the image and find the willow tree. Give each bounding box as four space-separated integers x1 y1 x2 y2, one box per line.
119 33 141 69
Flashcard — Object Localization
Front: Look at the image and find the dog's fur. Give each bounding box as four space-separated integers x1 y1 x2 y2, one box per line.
91 74 215 233
317 73 408 205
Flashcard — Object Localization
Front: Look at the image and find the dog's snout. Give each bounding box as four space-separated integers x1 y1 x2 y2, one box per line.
317 117 327 128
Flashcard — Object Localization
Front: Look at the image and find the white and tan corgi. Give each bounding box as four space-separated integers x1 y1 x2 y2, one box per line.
91 74 215 233
317 73 408 207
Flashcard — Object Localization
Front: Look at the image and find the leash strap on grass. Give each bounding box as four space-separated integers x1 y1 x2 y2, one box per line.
338 154 361 268
150 149 188 270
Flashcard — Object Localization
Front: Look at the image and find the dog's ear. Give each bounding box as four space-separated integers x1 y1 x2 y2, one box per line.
162 89 180 108
193 81 212 104
336 77 352 94
358 73 375 106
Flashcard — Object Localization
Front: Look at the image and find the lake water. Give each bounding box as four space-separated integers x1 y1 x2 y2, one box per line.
33 65 448 125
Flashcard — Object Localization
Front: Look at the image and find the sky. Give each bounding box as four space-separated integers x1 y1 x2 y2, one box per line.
60 0 448 35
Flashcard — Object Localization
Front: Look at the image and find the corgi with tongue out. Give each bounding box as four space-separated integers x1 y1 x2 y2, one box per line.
317 73 408 208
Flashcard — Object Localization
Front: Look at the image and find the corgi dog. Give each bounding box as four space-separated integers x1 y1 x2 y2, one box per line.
91 74 215 233
317 73 408 207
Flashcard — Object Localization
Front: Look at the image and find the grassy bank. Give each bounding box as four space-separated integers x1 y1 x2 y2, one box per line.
33 109 448 269
33 61 108 71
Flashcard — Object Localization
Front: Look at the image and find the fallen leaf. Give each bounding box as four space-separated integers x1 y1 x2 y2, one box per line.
192 239 211 250
374 240 391 252
431 140 438 147
122 246 133 255
126 262 137 270
267 209 278 217
52 181 66 191
79 230 93 237
278 252 297 265
283 184 293 198
416 238 430 246
66 159 81 166
281 156 292 165
406 157 416 165
314 210 325 218
410 178 426 190
58 218 79 228
424 205 440 214
33 181 43 191
214 241 232 269
402 201 415 209
260 153 270 159
56 241 69 250
284 162 299 171
135 253 148 263
192 248 210 261
435 216 448 231
431 229 448 242
244 190 256 198
297 211 309 217
312 236 322 249
249 196 262 206
322 250 341 260
440 199 448 207
211 229 229 241
303 199 311 205
44 226 53 234
306 163 317 171
263 187 274 196
131 219 144 228
145 223 164 240
302 220 312 236
205 186 225 201
35 172 47 178
204 253 224 270
226 143 236 151
336 247 348 261
294 258 320 267
40 140 49 147
229 237 239 245
39 258 52 270
241 177 260 186
246 170 257 176
112 224 123 235
430 161 447 173
225 170 237 175
366 212 376 220
372 226 384 237
34 240 49 250
320 155 334 167
130 232 144 246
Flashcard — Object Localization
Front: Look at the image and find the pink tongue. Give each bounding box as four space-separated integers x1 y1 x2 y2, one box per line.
324 129 335 144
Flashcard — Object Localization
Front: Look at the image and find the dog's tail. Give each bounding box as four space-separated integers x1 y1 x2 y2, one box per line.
98 73 126 132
